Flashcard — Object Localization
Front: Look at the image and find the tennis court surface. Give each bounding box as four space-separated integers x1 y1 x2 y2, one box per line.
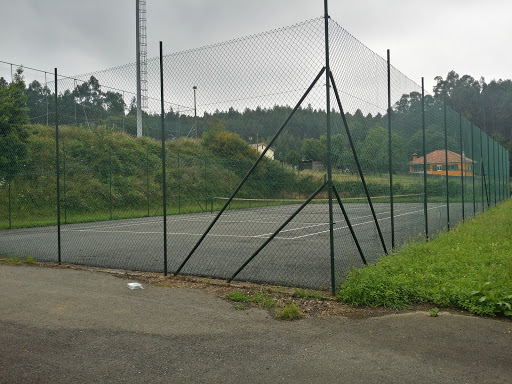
1 201 462 288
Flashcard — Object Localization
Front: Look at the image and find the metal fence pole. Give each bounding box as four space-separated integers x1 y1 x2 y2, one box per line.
503 147 506 200
387 49 394 249
443 101 450 230
506 149 509 199
471 123 476 215
503 147 507 199
63 141 67 224
480 129 484 211
493 139 497 205
508 150 510 198
55 68 61 265
459 113 464 221
422 78 428 239
178 151 181 214
109 145 113 220
204 158 208 212
45 72 49 126
8 182 11 229
497 141 501 203
502 146 505 201
487 134 491 207
324 0 336 296
503 149 510 199
160 41 168 276
146 148 150 216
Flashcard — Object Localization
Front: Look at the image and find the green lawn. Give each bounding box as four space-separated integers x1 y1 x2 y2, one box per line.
337 198 512 317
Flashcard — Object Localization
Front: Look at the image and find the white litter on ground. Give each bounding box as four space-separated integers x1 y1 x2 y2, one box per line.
127 282 144 290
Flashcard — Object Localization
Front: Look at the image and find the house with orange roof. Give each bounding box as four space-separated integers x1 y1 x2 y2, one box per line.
409 150 474 176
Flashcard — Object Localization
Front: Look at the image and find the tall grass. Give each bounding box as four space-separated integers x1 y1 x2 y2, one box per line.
337 198 512 317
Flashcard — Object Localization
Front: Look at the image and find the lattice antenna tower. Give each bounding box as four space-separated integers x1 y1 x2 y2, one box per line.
136 0 148 137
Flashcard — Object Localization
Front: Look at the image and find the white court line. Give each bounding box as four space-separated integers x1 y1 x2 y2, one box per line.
217 202 431 227
63 228 273 239
64 212 283 232
64 204 446 242
68 202 432 232
253 203 440 238
281 204 445 240
253 222 328 238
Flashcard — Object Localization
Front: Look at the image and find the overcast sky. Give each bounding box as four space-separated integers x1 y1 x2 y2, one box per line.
1 0 511 93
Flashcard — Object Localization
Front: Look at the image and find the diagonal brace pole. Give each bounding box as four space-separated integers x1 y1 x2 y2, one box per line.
174 67 326 276
332 185 367 265
227 181 328 283
329 71 388 255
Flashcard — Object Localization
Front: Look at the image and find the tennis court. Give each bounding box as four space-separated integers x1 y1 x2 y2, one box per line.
0 200 463 288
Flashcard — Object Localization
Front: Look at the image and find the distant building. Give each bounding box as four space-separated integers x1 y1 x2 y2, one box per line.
299 160 325 172
409 150 474 176
250 142 274 160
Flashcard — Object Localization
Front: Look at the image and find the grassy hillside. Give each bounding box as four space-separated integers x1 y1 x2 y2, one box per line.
0 125 305 228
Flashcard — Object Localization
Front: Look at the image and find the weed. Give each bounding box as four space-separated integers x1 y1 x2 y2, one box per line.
276 304 303 321
0 256 35 265
294 288 323 300
251 291 276 308
429 307 440 317
225 290 251 302
234 304 248 310
470 281 512 317
225 290 276 308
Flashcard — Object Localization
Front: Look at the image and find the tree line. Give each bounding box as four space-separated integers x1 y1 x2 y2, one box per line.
1 68 511 184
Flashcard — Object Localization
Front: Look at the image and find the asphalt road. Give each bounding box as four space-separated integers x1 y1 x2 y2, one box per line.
0 202 479 288
1 265 511 384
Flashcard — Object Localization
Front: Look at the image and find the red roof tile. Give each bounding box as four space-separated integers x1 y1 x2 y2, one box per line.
410 150 474 164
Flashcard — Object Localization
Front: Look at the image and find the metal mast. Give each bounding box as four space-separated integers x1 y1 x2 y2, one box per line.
136 0 148 137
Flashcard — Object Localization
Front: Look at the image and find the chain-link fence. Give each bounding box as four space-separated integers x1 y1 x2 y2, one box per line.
1 16 510 292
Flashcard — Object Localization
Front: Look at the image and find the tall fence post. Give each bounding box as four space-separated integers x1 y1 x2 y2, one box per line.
505 149 508 198
387 49 394 249
421 78 428 239
503 148 505 199
503 147 506 200
459 113 464 221
471 123 476 215
480 129 484 211
63 141 67 224
324 0 336 296
160 41 168 276
497 141 501 203
493 139 497 205
506 149 509 199
204 158 208 212
443 101 450 231
109 145 113 220
8 182 11 229
55 68 61 265
178 151 181 214
146 148 150 217
503 147 507 199
487 134 491 207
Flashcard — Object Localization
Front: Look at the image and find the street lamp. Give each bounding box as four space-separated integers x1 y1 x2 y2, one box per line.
193 86 197 139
